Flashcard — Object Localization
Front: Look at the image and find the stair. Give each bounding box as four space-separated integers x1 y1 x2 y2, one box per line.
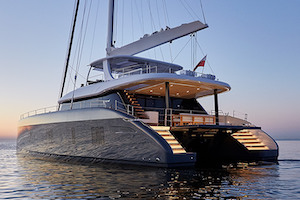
232 130 269 150
124 90 147 119
150 126 186 154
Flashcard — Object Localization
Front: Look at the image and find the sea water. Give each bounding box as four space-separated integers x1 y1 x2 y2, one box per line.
0 140 300 199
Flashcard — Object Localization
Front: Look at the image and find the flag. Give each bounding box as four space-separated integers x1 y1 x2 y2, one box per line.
193 55 207 71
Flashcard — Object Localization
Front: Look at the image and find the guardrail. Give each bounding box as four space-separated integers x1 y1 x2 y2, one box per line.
20 100 132 120
20 100 249 127
20 106 59 120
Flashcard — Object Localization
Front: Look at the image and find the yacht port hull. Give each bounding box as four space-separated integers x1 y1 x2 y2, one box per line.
17 108 195 168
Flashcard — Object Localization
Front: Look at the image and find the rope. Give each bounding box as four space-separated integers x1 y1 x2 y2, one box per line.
121 0 124 46
134 0 144 36
59 0 80 99
194 36 215 74
89 0 100 61
172 37 192 63
162 0 170 25
131 0 134 41
199 0 207 24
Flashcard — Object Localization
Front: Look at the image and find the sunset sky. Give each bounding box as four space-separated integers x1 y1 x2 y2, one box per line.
0 0 299 139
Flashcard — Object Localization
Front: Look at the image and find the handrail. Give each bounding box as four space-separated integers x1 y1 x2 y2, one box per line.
20 100 131 120
20 105 59 120
115 65 158 78
20 99 249 127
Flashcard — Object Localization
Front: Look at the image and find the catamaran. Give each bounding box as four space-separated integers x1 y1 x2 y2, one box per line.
17 0 278 167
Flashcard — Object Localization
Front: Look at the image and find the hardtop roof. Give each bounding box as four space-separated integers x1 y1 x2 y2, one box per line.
90 55 183 73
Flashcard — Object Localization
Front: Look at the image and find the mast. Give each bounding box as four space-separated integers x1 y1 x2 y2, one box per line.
102 0 115 80
59 0 80 100
106 0 115 55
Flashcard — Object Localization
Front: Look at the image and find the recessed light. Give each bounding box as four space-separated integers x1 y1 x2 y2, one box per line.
150 90 153 92
187 91 189 93
160 87 163 90
176 92 179 95
197 88 200 90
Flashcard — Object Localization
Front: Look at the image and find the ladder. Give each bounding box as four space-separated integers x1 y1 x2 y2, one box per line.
151 126 186 154
124 90 147 119
232 130 269 150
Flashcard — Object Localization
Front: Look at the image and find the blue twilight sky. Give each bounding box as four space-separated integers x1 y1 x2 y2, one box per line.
0 0 299 139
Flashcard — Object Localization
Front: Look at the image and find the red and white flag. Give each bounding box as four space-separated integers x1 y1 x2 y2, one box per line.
193 55 207 71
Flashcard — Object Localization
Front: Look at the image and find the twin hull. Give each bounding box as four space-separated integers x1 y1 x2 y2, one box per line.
17 108 278 167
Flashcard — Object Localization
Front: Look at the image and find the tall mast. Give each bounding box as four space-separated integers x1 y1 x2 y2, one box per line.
102 0 115 81
106 0 115 55
59 0 80 100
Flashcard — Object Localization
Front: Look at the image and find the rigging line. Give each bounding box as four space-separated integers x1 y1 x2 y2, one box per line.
130 0 134 41
89 0 100 61
121 0 124 46
162 0 172 63
73 0 91 92
155 0 165 61
120 1 124 46
140 1 144 34
172 37 192 63
134 0 144 36
195 33 197 68
155 0 162 28
134 0 144 35
179 0 195 20
194 35 214 74
199 0 207 24
168 43 173 63
147 0 157 59
194 36 214 74
159 46 165 61
183 0 202 21
59 0 80 100
147 0 157 31
162 0 170 25
191 34 193 69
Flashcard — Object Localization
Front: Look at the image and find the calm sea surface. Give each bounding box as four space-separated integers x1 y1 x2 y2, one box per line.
0 140 300 199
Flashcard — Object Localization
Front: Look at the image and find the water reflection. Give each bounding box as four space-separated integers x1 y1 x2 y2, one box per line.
15 155 281 199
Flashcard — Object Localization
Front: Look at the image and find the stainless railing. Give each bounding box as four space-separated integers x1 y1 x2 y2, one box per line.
20 99 136 120
114 65 158 78
20 106 59 120
20 99 249 126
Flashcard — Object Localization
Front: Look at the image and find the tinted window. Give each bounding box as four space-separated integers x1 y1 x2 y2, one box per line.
60 92 124 111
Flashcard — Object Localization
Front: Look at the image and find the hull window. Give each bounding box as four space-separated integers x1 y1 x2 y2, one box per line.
91 127 105 145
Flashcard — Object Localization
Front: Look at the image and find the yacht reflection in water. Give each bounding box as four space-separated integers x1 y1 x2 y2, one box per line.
17 155 278 199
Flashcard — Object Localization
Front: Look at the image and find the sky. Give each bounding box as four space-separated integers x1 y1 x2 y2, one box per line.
0 0 299 140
